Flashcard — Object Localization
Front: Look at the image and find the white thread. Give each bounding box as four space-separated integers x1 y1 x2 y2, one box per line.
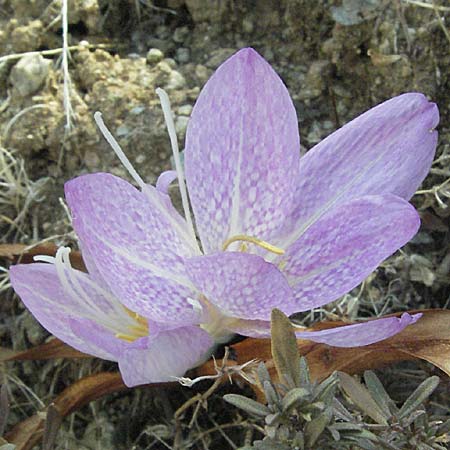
94 112 146 190
156 88 197 245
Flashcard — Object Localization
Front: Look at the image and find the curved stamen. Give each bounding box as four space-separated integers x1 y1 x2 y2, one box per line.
94 112 146 190
222 234 285 255
156 88 197 245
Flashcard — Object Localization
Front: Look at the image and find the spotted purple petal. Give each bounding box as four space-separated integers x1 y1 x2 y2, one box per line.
296 313 422 347
185 48 300 253
65 173 200 325
281 93 438 246
282 194 420 311
118 326 214 387
9 263 130 360
186 252 297 320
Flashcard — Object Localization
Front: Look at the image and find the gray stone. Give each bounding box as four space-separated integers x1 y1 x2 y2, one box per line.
146 48 164 64
178 104 193 116
206 48 236 69
173 26 190 43
166 70 186 90
175 116 189 135
195 64 210 83
9 54 51 97
176 47 190 64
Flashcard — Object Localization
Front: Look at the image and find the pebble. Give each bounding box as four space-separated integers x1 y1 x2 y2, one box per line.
176 47 190 64
166 70 186 90
175 116 189 135
206 48 236 69
195 64 210 83
178 104 193 116
173 26 190 43
146 48 164 64
156 61 173 75
9 54 51 97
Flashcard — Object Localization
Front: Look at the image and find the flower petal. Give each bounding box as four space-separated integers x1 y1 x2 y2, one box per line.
186 252 297 320
296 313 421 347
118 326 214 387
9 263 130 360
283 195 420 311
281 93 438 247
65 173 199 325
185 48 300 253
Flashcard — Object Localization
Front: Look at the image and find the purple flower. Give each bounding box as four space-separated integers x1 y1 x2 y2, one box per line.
10 48 439 386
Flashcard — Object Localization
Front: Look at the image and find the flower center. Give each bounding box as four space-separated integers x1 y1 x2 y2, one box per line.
115 307 149 342
222 234 285 255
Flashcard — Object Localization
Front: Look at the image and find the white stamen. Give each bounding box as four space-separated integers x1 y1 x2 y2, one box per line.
94 112 146 190
53 247 120 330
187 297 204 315
33 255 55 263
156 88 197 244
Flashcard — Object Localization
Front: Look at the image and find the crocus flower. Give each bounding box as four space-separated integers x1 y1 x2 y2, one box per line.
10 48 439 386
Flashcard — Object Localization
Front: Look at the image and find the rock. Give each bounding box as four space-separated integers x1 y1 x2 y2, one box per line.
178 104 193 116
166 70 186 90
9 54 51 97
164 58 178 69
206 48 236 69
173 26 190 43
145 37 174 55
156 61 173 75
146 48 164 64
195 64 211 83
175 116 189 135
10 19 43 53
185 0 229 23
176 47 190 64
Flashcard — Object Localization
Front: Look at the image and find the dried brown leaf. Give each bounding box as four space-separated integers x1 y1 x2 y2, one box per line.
0 338 90 362
197 310 450 383
5 372 127 450
0 243 85 271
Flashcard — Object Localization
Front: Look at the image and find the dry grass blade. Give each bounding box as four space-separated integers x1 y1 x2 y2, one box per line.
0 338 90 362
5 372 127 450
0 384 9 436
42 404 62 450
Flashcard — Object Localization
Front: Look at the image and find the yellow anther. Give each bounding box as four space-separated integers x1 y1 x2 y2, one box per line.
116 306 150 342
123 306 148 327
115 333 138 343
239 242 248 252
222 234 285 255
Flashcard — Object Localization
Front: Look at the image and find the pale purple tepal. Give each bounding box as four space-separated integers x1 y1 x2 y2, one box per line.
10 48 439 387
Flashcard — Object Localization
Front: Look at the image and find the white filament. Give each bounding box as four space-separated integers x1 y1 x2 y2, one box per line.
94 109 200 253
156 88 197 244
52 247 124 331
94 112 146 190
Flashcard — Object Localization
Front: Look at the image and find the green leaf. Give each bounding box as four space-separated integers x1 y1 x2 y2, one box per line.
363 371 395 418
271 309 301 387
299 357 310 387
223 394 271 417
263 380 280 408
257 362 271 385
281 387 310 412
338 372 389 425
304 407 333 447
314 372 338 405
398 376 440 420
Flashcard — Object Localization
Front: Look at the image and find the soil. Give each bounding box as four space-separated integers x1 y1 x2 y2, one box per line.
0 1 449 449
